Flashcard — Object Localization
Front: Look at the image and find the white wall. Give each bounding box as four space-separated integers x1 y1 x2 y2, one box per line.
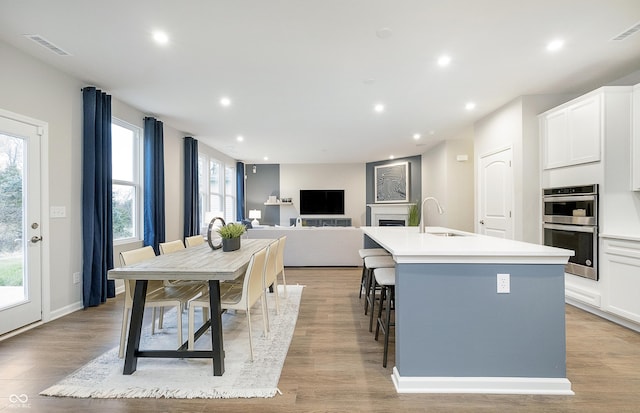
445 135 475 232
0 40 84 316
474 94 576 243
0 40 196 317
422 141 447 227
279 163 366 227
421 130 475 232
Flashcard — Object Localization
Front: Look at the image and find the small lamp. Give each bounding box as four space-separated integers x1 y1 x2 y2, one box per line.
248 209 261 226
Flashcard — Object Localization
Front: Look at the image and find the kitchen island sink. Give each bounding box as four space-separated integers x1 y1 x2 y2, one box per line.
427 231 465 237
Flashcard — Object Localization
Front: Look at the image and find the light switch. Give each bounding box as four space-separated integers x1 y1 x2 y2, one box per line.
50 206 66 218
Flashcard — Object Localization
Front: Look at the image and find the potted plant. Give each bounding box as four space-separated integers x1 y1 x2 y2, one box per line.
408 203 420 226
217 222 246 252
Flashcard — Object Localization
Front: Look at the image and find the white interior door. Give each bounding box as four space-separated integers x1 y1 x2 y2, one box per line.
0 113 42 336
478 148 513 239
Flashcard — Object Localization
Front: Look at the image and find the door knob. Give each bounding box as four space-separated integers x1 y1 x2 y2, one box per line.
479 220 485 225
31 236 43 243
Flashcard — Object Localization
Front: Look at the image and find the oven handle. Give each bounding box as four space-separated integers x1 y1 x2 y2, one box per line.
543 195 596 203
543 223 597 233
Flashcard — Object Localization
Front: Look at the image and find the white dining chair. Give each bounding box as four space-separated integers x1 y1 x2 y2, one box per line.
118 246 202 358
159 239 207 290
263 239 280 319
185 234 205 247
159 239 185 254
187 246 269 361
275 236 288 297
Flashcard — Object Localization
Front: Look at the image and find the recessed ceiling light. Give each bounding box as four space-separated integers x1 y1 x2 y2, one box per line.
236 135 244 142
437 55 451 67
389 155 395 160
413 133 421 140
152 31 169 45
546 39 564 52
374 103 385 113
465 102 476 110
220 97 231 107
263 156 269 161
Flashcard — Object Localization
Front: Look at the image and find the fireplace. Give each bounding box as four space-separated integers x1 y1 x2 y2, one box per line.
367 203 415 226
379 219 405 226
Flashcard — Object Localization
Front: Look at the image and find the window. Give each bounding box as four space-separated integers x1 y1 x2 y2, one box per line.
198 153 235 225
224 165 236 223
209 159 222 215
111 119 142 242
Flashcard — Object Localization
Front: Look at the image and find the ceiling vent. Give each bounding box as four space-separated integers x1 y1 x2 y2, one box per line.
24 34 71 56
611 21 640 41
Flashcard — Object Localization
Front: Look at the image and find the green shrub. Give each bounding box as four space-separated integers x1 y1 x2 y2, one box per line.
217 222 246 239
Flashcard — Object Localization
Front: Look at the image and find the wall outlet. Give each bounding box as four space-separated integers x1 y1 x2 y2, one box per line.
497 273 510 294
73 272 81 284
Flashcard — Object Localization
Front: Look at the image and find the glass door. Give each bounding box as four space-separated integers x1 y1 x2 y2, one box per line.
0 113 42 336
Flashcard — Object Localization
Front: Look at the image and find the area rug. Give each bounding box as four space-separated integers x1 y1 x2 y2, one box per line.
40 285 303 399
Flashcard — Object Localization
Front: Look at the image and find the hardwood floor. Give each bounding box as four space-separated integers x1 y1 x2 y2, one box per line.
1 267 639 412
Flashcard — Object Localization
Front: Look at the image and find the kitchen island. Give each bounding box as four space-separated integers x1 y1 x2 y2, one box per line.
362 226 574 395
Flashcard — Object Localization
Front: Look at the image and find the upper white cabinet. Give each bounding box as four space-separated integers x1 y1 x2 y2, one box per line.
541 92 602 170
632 84 640 191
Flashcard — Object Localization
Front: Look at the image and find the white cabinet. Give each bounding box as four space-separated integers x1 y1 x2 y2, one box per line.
541 93 601 170
602 238 640 324
632 84 640 191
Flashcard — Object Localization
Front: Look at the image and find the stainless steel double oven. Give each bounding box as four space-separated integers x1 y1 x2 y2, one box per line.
542 184 598 280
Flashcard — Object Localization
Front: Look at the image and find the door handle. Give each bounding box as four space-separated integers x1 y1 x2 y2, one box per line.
31 236 43 243
479 220 485 225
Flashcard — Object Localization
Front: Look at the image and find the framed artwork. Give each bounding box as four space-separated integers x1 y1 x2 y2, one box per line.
374 161 409 203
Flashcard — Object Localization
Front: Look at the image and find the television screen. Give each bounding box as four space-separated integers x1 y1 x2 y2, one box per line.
299 190 345 215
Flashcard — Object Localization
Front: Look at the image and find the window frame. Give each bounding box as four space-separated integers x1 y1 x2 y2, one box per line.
198 152 236 226
111 118 143 245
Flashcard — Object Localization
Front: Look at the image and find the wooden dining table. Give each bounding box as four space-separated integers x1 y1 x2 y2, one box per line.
107 238 274 376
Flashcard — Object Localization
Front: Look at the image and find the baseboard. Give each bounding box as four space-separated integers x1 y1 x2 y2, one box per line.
49 300 84 321
391 368 574 395
566 298 640 333
0 321 44 341
565 284 601 307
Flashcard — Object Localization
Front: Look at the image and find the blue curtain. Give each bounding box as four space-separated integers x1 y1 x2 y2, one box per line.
236 162 245 221
183 137 199 237
81 87 115 308
143 117 165 254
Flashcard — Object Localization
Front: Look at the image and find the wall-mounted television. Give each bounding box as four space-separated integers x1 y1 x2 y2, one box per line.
299 190 345 215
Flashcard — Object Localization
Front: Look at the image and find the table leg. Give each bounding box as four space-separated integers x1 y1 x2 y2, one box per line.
208 280 225 376
123 280 148 375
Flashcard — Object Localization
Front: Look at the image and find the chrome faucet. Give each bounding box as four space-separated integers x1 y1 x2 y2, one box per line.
419 197 445 233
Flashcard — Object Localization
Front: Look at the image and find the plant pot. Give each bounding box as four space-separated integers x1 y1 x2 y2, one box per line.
222 237 241 252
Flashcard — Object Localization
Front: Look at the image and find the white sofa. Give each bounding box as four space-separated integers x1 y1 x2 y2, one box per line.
245 226 363 266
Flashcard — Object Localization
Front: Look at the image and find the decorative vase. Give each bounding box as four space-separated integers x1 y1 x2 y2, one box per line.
222 237 241 252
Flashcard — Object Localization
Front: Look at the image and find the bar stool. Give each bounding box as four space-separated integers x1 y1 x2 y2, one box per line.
358 248 390 298
373 267 395 368
364 255 395 332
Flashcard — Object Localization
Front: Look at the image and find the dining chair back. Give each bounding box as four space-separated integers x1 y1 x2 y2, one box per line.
185 235 205 247
159 239 205 288
275 236 288 297
263 239 280 317
159 239 185 254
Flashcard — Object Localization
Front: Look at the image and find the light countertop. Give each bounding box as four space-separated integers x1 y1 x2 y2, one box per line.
362 226 574 265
